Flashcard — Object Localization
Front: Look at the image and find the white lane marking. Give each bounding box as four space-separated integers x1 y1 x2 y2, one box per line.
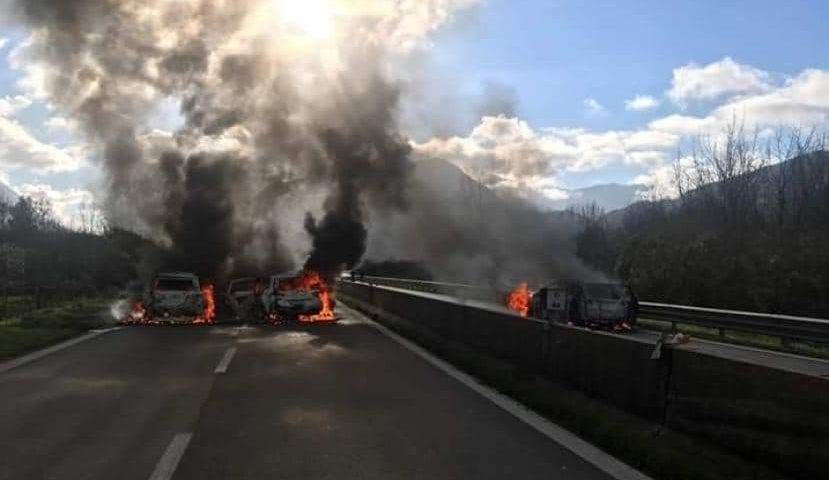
214 346 237 374
339 304 652 480
148 433 192 480
0 327 123 375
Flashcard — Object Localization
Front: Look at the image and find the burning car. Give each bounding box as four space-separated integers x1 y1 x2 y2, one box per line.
262 271 336 323
143 272 216 324
512 280 636 330
225 276 266 321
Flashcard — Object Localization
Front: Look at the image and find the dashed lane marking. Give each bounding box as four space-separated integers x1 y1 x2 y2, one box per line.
214 346 237 374
148 433 192 480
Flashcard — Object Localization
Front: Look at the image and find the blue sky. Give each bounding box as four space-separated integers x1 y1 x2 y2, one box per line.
1 0 829 221
435 0 828 129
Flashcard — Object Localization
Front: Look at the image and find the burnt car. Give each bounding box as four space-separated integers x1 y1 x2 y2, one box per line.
529 280 636 330
226 277 266 321
262 273 323 321
144 272 205 322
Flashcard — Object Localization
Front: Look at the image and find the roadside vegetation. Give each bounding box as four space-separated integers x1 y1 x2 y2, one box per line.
0 297 115 360
572 124 829 319
0 196 153 360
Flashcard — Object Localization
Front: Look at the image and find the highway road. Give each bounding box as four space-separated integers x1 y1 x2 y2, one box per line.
0 306 642 480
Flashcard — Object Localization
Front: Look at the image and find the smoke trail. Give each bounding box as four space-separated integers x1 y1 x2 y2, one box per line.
8 0 474 280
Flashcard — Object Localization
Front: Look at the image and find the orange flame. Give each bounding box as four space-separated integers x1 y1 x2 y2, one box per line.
508 282 532 317
195 284 216 324
294 270 338 323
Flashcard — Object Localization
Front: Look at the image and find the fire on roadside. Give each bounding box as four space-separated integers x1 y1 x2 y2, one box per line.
508 282 532 317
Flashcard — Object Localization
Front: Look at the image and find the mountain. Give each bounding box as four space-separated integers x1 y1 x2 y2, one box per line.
607 150 829 226
543 183 647 212
0 181 18 206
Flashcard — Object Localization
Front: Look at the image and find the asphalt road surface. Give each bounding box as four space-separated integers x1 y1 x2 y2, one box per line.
0 307 629 480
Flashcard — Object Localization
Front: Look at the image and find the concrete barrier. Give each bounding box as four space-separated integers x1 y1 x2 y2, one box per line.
340 281 668 419
339 280 829 478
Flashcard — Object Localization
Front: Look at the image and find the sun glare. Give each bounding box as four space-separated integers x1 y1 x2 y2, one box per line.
272 0 335 40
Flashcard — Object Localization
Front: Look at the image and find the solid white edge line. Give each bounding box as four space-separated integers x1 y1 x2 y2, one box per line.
214 346 237 374
148 433 193 480
0 327 123 375
339 303 653 480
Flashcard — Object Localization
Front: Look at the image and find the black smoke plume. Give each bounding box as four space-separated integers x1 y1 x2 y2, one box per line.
8 0 420 281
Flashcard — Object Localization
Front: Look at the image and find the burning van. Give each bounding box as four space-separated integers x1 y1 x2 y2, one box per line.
143 272 215 324
527 280 636 330
262 272 336 322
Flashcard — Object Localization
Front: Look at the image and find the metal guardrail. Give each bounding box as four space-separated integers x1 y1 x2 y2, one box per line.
344 275 829 345
638 302 829 344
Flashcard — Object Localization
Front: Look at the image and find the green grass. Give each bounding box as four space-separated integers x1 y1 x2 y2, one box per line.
0 297 114 361
0 325 80 361
343 297 789 480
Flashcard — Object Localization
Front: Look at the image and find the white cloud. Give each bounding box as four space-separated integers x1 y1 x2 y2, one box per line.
0 37 7 51
15 183 96 228
413 115 681 203
583 98 606 115
711 69 829 127
44 116 72 132
651 68 829 138
625 95 660 111
0 95 32 117
0 117 85 173
648 114 721 137
667 57 772 106
368 0 483 51
414 60 829 204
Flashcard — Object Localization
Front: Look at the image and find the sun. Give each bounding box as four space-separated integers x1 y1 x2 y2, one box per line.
272 0 335 40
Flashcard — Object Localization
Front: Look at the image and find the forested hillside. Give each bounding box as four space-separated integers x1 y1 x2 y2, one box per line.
0 196 155 316
574 128 829 317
